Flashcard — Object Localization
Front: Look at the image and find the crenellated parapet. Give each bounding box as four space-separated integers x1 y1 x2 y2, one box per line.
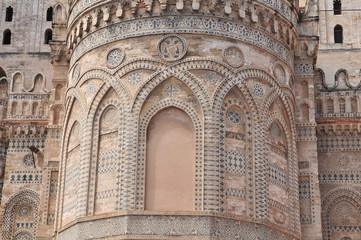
66 0 300 69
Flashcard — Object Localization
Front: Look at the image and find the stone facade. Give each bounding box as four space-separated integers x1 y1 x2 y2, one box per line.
0 0 359 240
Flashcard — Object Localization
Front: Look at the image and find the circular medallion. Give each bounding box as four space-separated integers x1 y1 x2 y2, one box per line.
254 83 264 97
23 154 33 167
203 71 222 85
273 62 286 84
270 122 282 140
226 107 243 126
338 155 351 167
223 46 244 68
163 84 180 98
336 202 353 218
127 72 143 85
102 108 116 127
18 205 32 218
158 35 187 61
106 48 125 68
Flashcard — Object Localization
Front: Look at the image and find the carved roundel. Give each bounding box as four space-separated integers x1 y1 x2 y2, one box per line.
158 35 187 61
106 48 125 68
273 62 286 84
336 201 353 219
270 122 282 140
23 154 34 167
18 205 33 218
102 108 117 127
338 155 351 167
163 84 180 98
226 106 244 126
222 46 244 68
14 231 32 240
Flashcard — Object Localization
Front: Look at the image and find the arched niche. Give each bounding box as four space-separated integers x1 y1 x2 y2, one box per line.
299 80 309 98
54 84 63 101
54 3 66 24
31 74 45 92
12 72 24 93
300 103 310 122
219 86 252 217
2 189 40 240
0 78 8 99
62 121 81 226
136 77 203 210
322 187 361 240
91 88 121 215
145 107 195 210
327 99 335 113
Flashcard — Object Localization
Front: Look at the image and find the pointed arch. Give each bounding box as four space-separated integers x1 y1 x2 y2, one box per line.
57 97 83 229
219 86 253 217
211 72 262 217
322 187 361 240
53 3 66 24
2 189 40 240
85 85 124 215
88 87 121 215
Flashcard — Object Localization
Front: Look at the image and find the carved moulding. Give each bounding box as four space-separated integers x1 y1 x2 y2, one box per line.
70 15 293 68
68 0 298 28
57 214 299 240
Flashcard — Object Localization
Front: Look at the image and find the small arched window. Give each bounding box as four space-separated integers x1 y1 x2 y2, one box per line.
334 0 341 15
44 29 52 44
3 29 11 45
334 25 343 43
316 100 323 114
5 7 13 22
327 99 334 113
46 7 53 21
339 98 346 113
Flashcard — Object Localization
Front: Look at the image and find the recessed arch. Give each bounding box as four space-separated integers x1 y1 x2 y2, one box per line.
145 106 195 211
2 189 40 240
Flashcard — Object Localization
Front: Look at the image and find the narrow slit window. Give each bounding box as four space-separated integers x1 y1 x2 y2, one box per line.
46 7 53 21
334 25 343 43
3 29 11 45
334 0 341 15
5 7 13 22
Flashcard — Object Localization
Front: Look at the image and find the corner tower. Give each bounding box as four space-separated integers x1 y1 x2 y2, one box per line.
56 0 312 239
